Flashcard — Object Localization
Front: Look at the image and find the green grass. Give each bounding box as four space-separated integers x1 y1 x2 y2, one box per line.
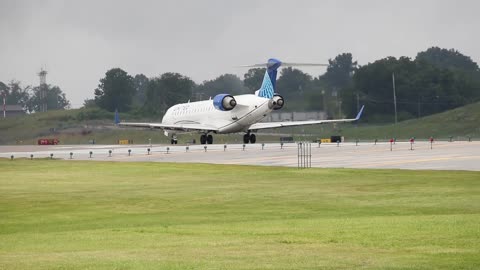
0 108 113 145
0 160 479 269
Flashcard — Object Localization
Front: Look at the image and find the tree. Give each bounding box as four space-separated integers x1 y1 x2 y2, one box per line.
306 78 330 112
4 80 30 110
416 47 480 103
28 85 70 112
416 47 479 72
243 68 266 91
0 81 7 93
347 53 480 122
308 53 358 117
94 68 135 112
82 98 97 108
275 67 313 111
194 74 248 100
277 67 312 96
132 74 149 106
323 53 358 90
145 73 195 115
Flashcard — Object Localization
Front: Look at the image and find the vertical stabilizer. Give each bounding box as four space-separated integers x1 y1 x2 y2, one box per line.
114 109 120 124
257 58 282 99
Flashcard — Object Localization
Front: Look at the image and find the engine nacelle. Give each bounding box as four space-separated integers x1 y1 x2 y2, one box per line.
272 94 284 110
213 94 237 111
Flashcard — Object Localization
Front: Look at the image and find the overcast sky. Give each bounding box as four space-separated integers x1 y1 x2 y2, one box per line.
1 0 479 107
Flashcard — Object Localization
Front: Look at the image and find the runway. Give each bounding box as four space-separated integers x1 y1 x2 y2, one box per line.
1 141 479 171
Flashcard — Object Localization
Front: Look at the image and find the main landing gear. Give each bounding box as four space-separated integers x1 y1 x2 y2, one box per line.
243 133 256 144
199 133 256 145
200 134 213 144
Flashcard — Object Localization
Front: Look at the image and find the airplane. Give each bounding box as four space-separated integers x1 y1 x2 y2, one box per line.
116 58 364 144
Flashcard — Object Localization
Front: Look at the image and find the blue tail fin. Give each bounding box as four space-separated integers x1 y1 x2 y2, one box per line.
114 109 120 124
257 58 282 99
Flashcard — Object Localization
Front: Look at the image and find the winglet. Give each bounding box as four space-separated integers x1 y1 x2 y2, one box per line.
355 105 365 121
114 109 120 125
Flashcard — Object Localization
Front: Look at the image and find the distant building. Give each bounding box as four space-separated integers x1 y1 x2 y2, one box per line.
261 111 327 122
3 105 25 118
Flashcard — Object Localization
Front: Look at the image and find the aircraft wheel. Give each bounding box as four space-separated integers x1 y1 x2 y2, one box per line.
207 134 213 144
249 134 256 144
200 134 207 144
243 134 250 144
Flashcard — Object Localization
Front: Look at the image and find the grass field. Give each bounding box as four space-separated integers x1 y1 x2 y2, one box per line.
0 160 479 269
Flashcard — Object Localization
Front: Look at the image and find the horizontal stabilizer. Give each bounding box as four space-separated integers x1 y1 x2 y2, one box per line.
281 62 328 67
239 62 328 68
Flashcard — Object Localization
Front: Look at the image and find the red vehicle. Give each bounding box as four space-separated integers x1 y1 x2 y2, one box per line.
38 138 59 145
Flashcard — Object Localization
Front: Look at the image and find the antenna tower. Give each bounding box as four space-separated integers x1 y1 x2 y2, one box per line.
38 68 48 112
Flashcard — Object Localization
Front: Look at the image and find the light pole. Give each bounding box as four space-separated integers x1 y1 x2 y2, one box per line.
321 89 329 120
392 72 398 124
2 91 6 119
321 89 327 113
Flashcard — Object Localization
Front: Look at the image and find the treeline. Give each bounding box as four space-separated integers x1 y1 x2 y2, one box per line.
89 47 479 122
88 69 250 117
0 81 70 112
343 47 480 122
88 53 360 117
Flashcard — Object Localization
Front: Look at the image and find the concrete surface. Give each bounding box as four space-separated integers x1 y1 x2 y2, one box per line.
1 141 479 171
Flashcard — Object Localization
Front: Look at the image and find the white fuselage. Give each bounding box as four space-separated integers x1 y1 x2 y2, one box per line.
162 94 272 134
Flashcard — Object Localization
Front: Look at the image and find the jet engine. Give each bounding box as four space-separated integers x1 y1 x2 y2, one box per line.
272 94 284 110
213 94 237 111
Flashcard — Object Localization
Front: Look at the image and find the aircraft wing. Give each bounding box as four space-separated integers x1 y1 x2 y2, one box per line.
118 122 219 132
248 105 364 131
